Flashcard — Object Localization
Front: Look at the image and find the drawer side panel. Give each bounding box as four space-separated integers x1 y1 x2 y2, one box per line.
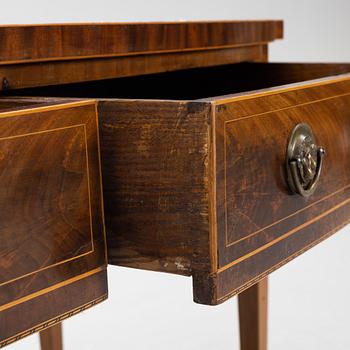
99 100 212 274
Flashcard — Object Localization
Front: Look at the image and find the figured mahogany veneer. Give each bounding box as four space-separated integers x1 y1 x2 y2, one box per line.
0 20 286 348
3 19 350 350
0 21 282 64
0 21 282 90
10 62 350 305
199 68 350 304
0 101 107 347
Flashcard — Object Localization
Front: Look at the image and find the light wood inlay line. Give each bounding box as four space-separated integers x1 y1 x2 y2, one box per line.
225 184 350 248
83 123 95 254
0 124 94 287
223 90 350 125
218 195 350 273
0 293 107 348
209 104 218 272
223 90 350 248
214 75 350 106
94 103 109 264
217 216 350 302
0 100 96 119
0 267 105 312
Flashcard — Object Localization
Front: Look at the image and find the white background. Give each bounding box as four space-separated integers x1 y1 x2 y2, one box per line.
3 0 350 349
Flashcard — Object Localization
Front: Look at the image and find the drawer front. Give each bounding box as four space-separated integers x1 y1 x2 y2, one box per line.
208 75 350 303
0 100 107 347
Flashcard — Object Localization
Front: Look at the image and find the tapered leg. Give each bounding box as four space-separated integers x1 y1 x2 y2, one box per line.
238 278 268 350
39 323 63 350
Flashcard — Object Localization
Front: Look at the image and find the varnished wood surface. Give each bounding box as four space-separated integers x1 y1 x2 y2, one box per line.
0 99 46 111
0 119 92 284
39 323 63 350
197 69 350 304
99 64 350 304
0 45 268 91
0 101 107 347
0 21 281 90
215 77 350 267
0 269 107 348
238 279 268 350
0 21 282 64
5 63 350 306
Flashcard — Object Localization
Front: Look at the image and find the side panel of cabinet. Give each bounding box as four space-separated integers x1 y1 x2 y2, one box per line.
0 100 107 347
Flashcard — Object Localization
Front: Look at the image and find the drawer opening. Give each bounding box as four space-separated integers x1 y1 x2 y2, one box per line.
4 62 350 101
0 99 48 112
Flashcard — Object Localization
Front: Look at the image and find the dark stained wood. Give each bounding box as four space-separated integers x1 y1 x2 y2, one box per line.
0 99 46 111
215 78 350 267
99 100 212 275
9 62 350 100
0 101 107 347
3 20 350 350
6 60 350 307
238 279 268 350
0 21 282 64
195 69 350 305
0 21 282 91
0 269 107 348
1 121 91 283
8 63 350 306
97 64 350 304
39 323 63 350
0 45 268 91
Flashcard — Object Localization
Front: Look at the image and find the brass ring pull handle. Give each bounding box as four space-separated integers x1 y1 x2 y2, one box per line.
286 123 325 197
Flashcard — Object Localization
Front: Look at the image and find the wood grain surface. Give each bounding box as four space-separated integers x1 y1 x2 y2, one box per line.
5 63 350 306
0 21 282 90
215 78 350 266
99 100 212 274
238 279 268 350
0 45 268 91
195 69 350 304
0 21 282 64
0 99 47 111
1 269 107 348
39 323 63 350
0 101 107 347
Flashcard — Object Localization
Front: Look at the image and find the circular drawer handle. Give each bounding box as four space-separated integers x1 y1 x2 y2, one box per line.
286 123 325 197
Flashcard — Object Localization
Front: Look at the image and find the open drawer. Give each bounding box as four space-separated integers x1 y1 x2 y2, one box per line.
0 100 107 347
6 62 350 305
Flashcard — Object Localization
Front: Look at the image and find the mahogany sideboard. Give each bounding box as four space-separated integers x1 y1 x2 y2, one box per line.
1 20 350 349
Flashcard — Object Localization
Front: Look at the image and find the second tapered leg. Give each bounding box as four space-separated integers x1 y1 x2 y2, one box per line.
39 323 63 350
238 278 268 350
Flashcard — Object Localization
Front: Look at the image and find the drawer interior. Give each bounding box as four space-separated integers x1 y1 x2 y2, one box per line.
4 63 350 100
0 99 49 112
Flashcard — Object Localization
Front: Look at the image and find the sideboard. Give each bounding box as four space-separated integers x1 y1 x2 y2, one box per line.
1 20 350 349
